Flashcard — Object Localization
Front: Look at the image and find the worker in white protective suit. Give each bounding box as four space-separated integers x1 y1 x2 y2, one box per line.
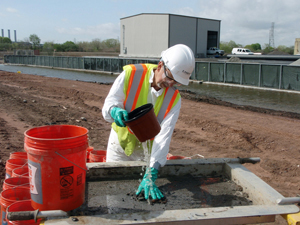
102 44 195 200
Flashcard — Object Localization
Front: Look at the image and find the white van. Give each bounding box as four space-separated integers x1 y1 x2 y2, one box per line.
232 48 254 55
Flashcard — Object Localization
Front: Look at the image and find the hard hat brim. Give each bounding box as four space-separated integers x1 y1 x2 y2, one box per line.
172 73 190 85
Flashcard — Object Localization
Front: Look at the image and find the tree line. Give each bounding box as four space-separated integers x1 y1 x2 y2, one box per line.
220 40 294 55
0 34 295 55
0 34 120 53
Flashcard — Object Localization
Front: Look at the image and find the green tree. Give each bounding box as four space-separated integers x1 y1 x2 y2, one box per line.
251 43 262 51
0 43 11 51
0 37 12 43
14 41 31 50
29 34 41 49
43 42 55 55
61 41 78 52
77 41 90 52
220 40 242 54
277 45 294 55
0 37 12 50
102 38 120 51
90 38 103 51
38 38 121 53
245 43 262 52
53 43 63 52
262 44 274 54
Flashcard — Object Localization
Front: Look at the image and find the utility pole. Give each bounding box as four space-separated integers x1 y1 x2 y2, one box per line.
269 22 275 48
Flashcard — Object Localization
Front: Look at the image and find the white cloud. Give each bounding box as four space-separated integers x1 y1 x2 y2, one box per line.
174 7 197 17
56 22 120 42
6 7 18 13
174 0 299 47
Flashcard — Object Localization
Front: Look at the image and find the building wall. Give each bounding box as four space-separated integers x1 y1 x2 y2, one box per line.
120 13 221 58
295 38 300 55
197 19 221 57
169 15 197 55
120 14 169 58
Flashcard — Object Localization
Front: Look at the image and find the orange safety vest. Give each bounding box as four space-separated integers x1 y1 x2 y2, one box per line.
112 63 181 156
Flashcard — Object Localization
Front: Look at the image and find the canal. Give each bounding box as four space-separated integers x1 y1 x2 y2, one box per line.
1 64 299 114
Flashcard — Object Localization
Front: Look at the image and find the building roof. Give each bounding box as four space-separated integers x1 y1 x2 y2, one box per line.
120 13 221 22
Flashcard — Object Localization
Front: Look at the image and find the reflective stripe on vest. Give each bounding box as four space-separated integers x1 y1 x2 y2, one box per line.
124 64 148 112
123 64 179 124
156 87 179 123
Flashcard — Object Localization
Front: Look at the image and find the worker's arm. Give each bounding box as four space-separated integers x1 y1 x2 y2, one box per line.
149 99 181 170
136 103 180 200
102 71 126 123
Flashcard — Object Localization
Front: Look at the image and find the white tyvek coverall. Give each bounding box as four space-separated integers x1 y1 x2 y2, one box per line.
102 68 181 170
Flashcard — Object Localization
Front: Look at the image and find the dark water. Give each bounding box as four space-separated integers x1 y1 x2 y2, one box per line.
1 64 300 114
179 82 300 114
0 64 116 83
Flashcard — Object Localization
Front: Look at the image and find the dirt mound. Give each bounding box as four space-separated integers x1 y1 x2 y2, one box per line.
268 50 290 55
227 56 242 62
289 58 300 66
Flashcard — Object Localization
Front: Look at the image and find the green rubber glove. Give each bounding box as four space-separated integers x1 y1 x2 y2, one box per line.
136 167 164 200
110 107 128 127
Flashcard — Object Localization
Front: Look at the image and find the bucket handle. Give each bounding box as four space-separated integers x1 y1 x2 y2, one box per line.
21 162 28 168
18 172 29 176
12 183 30 188
6 183 30 189
55 152 87 172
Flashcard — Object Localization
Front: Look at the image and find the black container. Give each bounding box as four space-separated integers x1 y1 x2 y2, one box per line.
124 104 161 142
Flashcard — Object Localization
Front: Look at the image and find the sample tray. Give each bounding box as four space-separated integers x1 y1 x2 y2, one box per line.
44 158 299 224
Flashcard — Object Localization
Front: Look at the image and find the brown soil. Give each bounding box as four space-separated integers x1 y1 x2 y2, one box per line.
0 70 299 224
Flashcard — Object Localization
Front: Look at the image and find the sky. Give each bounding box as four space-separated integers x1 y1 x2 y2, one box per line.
1 0 299 48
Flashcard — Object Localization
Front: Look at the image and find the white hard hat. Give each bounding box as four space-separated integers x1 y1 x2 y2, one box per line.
161 44 195 85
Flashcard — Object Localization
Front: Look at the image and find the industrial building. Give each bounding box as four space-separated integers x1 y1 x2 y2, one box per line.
119 13 221 58
295 38 300 55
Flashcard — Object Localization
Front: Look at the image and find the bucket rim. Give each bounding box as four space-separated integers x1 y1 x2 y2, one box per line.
0 187 31 206
90 150 106 155
10 152 27 156
24 124 89 141
6 159 28 167
6 199 32 212
125 103 153 123
12 166 29 177
3 177 29 184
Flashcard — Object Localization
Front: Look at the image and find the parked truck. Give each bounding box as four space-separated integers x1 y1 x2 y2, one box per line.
207 47 224 56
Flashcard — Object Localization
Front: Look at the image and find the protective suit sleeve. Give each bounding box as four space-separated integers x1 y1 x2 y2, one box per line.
149 98 181 169
102 71 126 123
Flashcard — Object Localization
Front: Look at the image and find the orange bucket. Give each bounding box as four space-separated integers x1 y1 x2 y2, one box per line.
3 177 30 190
0 187 31 225
12 166 29 179
9 152 28 160
24 125 88 212
6 200 41 225
166 153 187 160
86 146 94 162
5 159 28 179
89 150 106 162
167 155 186 160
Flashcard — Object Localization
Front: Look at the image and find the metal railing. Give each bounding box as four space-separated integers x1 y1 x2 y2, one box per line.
4 55 300 91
